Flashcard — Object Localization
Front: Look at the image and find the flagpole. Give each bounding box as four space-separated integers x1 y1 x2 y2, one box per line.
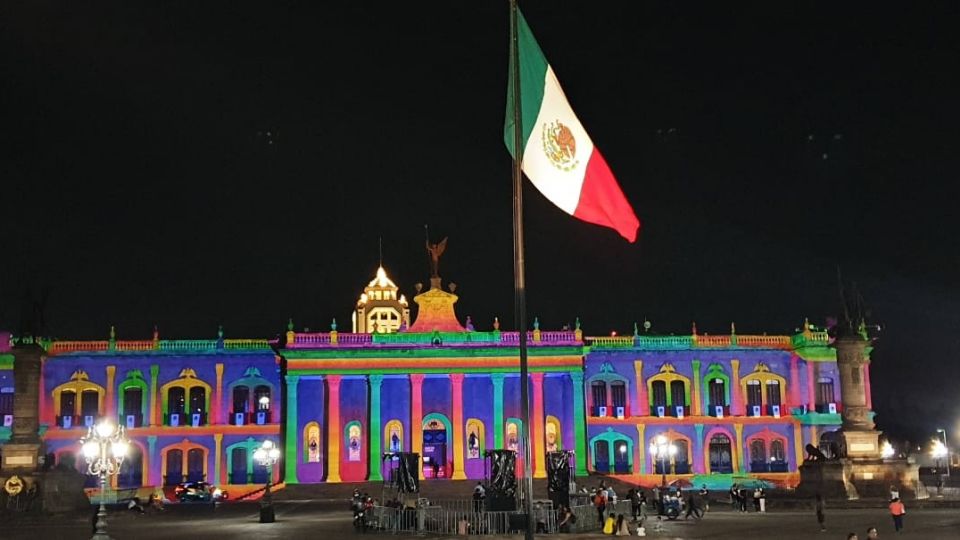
509 1 535 539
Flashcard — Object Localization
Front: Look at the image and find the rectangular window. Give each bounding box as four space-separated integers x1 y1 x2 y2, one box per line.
591 383 607 413
817 380 834 405
670 380 686 407
766 381 781 406
651 381 667 408
610 383 626 408
746 381 763 408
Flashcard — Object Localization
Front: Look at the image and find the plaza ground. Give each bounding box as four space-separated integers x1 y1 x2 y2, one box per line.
4 502 960 540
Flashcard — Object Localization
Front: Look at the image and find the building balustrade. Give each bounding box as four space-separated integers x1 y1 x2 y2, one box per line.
287 329 580 348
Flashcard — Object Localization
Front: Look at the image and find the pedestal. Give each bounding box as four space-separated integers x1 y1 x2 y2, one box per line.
1 443 42 471
797 458 925 500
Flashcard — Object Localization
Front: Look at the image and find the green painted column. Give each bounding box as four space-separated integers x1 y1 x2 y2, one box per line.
284 375 300 484
368 374 384 481
571 371 588 477
692 360 702 416
149 364 159 426
693 424 705 474
491 373 505 449
147 435 159 487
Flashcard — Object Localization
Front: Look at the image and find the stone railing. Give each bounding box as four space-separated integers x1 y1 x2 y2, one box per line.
48 338 272 355
287 329 580 348
589 332 822 351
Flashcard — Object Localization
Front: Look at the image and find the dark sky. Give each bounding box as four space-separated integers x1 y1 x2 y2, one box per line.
3 2 958 444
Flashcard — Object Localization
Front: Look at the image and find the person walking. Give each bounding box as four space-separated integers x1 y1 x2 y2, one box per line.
699 485 710 512
739 487 749 512
815 493 826 532
683 493 702 520
628 488 639 520
729 483 739 511
888 497 906 533
594 489 607 526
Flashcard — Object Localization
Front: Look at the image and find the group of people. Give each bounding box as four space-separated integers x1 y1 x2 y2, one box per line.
728 483 767 512
350 489 376 530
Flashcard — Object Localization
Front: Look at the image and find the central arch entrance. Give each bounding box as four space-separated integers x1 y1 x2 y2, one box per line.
421 413 451 478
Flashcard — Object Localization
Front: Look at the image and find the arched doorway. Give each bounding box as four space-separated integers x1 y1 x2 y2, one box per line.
117 444 144 488
749 439 768 472
187 448 204 482
422 414 450 478
231 447 248 484
594 440 610 473
708 434 733 473
165 450 183 485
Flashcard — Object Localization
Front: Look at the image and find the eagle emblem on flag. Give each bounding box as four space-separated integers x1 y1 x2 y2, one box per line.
541 120 578 171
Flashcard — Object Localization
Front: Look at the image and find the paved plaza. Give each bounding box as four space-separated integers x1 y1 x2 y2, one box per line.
4 501 960 540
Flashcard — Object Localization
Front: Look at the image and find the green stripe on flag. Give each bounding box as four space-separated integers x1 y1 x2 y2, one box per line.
504 8 549 158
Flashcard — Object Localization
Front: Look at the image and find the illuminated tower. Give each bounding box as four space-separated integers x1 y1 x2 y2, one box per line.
352 266 410 333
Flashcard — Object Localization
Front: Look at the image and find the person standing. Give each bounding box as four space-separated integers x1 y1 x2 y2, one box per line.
758 487 766 513
730 483 739 511
683 493 702 520
594 489 607 526
888 497 906 533
753 487 761 512
888 485 899 501
628 488 639 520
699 485 710 512
739 487 749 512
815 493 826 532
866 526 879 539
639 491 648 522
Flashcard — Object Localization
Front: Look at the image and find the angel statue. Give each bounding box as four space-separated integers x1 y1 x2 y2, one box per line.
426 237 447 278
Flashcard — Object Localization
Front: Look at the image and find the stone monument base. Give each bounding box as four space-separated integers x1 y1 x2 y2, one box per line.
1 442 42 471
0 470 89 514
797 458 926 500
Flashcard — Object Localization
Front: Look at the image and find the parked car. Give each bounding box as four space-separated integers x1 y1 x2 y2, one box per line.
174 482 229 502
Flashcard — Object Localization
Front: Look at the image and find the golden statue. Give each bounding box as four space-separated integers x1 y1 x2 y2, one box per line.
426 237 447 279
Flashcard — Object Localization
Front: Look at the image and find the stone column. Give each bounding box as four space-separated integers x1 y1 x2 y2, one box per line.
531 372 546 479
105 365 116 419
730 359 744 415
450 374 466 480
409 374 425 480
635 424 646 474
733 423 744 473
326 375 342 483
863 362 873 410
214 363 224 425
833 335 879 457
789 354 802 408
150 364 160 426
692 360 703 415
284 375 300 484
368 374 384 481
570 371 588 477
633 360 648 416
491 373 505 449
214 433 223 485
147 435 159 487
693 424 705 474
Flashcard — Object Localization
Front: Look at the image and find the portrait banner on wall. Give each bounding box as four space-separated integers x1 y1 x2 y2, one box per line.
348 423 362 462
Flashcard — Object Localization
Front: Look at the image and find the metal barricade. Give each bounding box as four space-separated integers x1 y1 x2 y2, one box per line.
370 499 558 535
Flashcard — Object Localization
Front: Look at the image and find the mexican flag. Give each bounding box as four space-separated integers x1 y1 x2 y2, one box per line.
504 9 641 243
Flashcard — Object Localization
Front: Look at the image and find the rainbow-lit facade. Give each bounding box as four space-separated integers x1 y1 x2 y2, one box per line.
0 265 867 490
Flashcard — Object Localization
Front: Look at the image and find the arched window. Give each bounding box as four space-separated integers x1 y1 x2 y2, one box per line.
545 416 561 452
749 439 768 472
188 387 206 415
591 382 607 411
746 380 763 409
709 379 727 408
233 386 250 414
816 377 835 405
303 421 322 463
708 434 733 473
766 380 781 406
770 439 786 468
384 420 403 454
255 385 271 411
651 380 667 408
231 447 248 483
465 419 485 459
187 448 204 482
674 439 690 474
670 380 686 408
165 449 183 486
168 387 186 415
506 421 520 452
80 390 99 417
594 440 610 472
346 421 362 462
59 390 76 417
610 381 627 408
122 387 143 425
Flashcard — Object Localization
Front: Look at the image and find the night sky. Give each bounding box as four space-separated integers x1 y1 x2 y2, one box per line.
3 3 958 445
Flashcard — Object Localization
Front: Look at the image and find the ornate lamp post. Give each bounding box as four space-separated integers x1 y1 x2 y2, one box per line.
253 439 281 523
80 420 129 540
649 434 677 489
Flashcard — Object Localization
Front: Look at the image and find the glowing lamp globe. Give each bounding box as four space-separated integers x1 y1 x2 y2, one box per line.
254 449 267 462
931 440 948 459
668 444 678 456
259 396 270 407
880 441 895 459
263 440 274 450
112 440 129 459
269 448 281 461
96 421 115 438
83 441 100 459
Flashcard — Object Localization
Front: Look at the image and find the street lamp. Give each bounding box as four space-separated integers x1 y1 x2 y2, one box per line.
649 434 677 489
935 429 950 477
880 440 895 460
80 420 129 540
253 439 281 523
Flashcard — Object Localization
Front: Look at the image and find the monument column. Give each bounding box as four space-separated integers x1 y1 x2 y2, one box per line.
326 375 343 483
368 374 384 481
491 373 505 449
284 375 300 484
531 372 546 479
833 335 879 457
409 374 425 480
450 374 466 480
570 371 588 477
3 343 43 471
863 362 873 410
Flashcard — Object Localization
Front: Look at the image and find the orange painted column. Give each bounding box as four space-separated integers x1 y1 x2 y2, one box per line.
326 375 342 482
450 374 466 480
214 363 224 425
105 365 116 419
410 374 425 480
531 372 546 478
730 360 744 415
634 361 648 416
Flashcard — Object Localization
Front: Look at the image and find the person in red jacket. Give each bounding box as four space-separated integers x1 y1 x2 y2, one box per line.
888 498 906 533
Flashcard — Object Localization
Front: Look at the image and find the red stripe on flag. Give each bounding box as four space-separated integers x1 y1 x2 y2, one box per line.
572 150 641 242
